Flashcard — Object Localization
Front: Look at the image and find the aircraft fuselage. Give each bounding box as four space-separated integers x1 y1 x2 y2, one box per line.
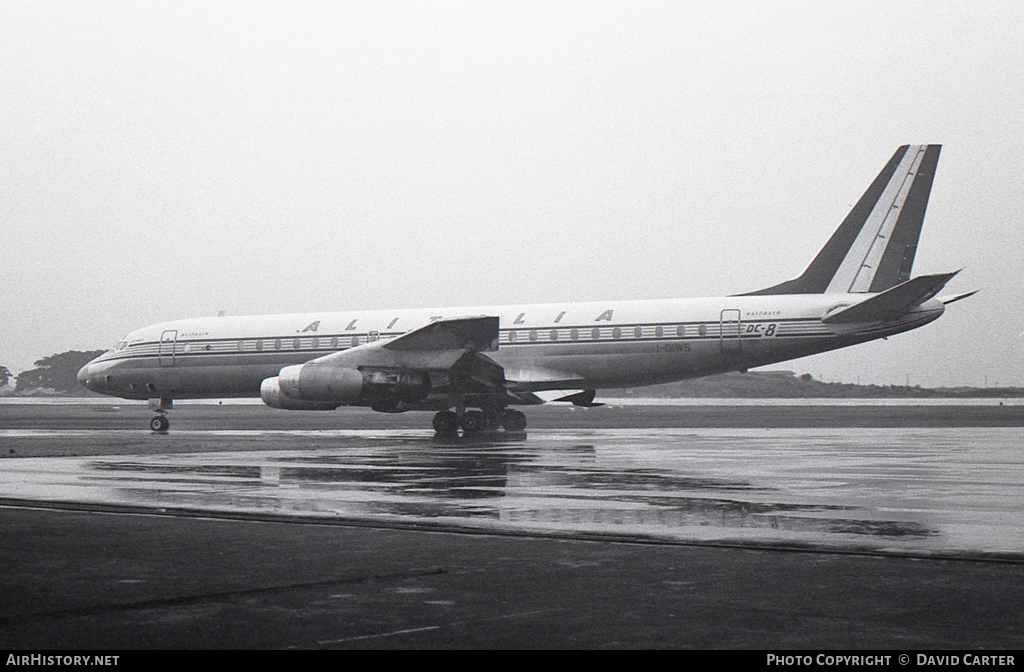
79 293 944 404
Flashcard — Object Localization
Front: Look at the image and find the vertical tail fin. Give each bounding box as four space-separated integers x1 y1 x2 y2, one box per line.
745 144 942 295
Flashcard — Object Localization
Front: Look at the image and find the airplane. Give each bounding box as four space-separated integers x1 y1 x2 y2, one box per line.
78 144 974 434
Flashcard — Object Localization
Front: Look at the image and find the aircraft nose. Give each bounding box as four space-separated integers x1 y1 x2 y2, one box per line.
77 362 91 389
77 358 105 391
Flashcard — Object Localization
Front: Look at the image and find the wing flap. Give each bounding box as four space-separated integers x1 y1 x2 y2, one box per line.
511 389 604 406
451 351 507 391
503 365 587 392
551 389 604 407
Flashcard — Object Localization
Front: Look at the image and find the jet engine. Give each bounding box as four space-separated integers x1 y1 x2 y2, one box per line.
260 364 431 411
259 376 339 410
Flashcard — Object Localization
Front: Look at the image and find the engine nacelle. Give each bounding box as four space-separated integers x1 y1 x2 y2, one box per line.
278 364 365 403
260 364 431 410
260 376 339 410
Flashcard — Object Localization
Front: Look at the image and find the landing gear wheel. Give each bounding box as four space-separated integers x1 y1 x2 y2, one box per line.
432 410 459 434
460 410 487 433
150 416 170 432
500 410 527 432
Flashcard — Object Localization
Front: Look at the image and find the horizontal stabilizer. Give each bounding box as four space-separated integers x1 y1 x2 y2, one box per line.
822 271 958 325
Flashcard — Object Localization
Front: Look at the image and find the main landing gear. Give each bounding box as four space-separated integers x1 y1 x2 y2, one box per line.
148 397 172 433
432 408 527 434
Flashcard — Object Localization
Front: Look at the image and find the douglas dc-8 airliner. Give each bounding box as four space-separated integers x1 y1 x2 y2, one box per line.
79 145 973 433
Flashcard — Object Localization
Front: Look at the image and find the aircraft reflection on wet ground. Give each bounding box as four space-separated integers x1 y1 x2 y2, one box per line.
0 427 1021 558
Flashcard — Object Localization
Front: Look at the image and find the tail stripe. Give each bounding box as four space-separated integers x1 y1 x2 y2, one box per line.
868 145 941 292
741 144 941 296
830 145 929 293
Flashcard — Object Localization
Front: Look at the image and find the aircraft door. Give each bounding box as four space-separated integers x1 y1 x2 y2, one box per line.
720 310 741 351
159 330 178 367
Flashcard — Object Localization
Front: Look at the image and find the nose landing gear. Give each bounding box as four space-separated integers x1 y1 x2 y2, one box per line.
148 397 173 433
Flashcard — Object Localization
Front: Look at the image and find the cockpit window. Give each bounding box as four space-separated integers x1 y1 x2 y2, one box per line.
112 339 129 352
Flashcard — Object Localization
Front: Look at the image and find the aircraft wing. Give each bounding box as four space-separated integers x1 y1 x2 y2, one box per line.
383 316 499 352
310 316 500 371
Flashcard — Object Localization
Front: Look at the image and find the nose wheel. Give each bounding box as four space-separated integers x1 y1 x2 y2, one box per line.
148 397 173 433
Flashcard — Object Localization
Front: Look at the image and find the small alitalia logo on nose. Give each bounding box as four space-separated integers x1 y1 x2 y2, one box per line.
301 320 321 333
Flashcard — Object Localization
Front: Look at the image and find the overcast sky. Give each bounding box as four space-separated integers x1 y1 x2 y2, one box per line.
2 1 1022 387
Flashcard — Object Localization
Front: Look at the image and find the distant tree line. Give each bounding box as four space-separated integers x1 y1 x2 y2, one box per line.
7 350 106 396
606 370 1024 398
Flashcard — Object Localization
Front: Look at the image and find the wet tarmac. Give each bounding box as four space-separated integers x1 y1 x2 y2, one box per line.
2 402 1023 648
1 426 1022 559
